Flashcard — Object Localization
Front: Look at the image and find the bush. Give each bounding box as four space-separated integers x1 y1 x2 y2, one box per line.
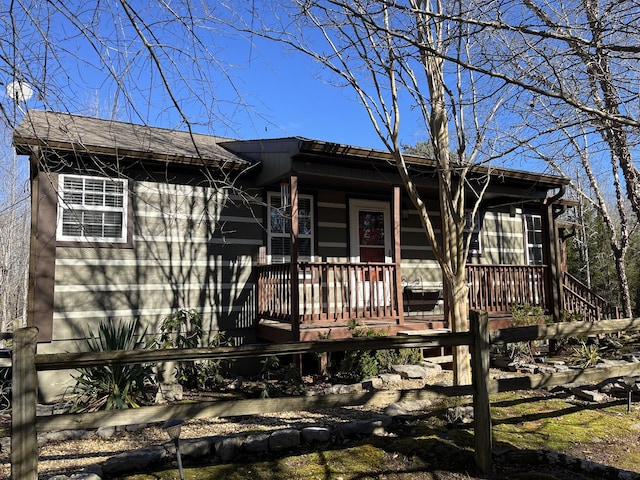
69 319 155 412
337 320 423 382
158 309 234 390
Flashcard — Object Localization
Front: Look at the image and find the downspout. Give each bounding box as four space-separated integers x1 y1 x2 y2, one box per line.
544 185 566 323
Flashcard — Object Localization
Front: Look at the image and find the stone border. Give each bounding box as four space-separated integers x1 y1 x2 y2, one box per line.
43 414 397 480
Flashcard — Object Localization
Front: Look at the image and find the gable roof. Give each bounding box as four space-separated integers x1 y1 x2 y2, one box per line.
14 110 569 194
13 110 253 169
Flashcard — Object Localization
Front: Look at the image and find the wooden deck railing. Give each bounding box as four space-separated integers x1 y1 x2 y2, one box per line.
256 262 400 325
466 264 549 313
563 272 620 321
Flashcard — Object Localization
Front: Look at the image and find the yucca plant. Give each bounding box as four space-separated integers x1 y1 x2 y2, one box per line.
69 319 155 412
569 340 602 368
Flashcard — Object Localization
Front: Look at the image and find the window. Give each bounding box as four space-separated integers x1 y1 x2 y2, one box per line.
267 192 313 262
57 174 128 243
524 214 544 264
464 211 482 255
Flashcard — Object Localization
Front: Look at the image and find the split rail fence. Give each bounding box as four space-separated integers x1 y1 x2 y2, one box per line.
11 313 640 479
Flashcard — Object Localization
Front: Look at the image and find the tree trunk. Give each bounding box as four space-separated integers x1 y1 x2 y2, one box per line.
449 276 472 385
612 245 632 318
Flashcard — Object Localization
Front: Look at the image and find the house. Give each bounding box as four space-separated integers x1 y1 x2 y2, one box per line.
14 110 614 400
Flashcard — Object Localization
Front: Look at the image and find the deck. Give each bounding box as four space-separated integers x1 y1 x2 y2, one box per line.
254 262 595 342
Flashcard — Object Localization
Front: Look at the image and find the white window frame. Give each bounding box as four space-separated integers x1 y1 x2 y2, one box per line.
524 214 544 265
57 174 129 243
267 191 314 263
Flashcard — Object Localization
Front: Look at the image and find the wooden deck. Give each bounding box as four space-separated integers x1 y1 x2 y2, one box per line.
255 262 617 343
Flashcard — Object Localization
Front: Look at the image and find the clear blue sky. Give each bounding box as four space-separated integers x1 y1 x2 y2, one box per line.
0 2 433 153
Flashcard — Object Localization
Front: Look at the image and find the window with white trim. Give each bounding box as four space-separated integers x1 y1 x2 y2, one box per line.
57 174 128 243
267 191 313 262
524 214 544 264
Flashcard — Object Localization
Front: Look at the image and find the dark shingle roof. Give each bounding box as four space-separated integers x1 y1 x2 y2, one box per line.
13 110 252 169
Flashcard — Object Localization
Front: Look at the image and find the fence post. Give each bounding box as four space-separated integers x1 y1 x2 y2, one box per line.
12 327 39 480
470 310 492 474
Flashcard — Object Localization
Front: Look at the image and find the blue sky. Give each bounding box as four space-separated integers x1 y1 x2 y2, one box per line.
0 1 436 153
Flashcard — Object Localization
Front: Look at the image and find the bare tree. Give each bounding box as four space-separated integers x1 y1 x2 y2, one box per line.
478 0 640 314
238 0 521 384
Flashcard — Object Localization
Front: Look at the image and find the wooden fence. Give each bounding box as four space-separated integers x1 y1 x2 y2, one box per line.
11 314 640 479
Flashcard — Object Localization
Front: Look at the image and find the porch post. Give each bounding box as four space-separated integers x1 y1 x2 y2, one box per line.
393 185 405 324
544 198 563 322
290 175 300 340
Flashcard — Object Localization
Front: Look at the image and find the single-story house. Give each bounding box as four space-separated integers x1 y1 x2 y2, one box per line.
14 110 616 400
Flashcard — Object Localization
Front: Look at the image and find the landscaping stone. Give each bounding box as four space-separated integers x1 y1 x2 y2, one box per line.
242 432 270 453
569 387 609 402
301 426 331 443
95 426 116 439
179 437 216 458
446 405 474 425
215 435 244 462
377 373 403 386
384 399 432 417
391 364 437 379
334 417 391 439
326 383 362 395
269 428 300 451
101 445 167 475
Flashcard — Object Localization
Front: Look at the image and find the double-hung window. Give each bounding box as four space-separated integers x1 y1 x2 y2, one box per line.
57 174 128 243
524 214 544 264
267 191 313 262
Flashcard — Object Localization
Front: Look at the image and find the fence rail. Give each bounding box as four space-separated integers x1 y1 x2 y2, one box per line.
11 315 640 479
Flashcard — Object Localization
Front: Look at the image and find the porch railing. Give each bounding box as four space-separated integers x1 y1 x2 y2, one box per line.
256 262 400 325
466 264 549 314
562 272 620 321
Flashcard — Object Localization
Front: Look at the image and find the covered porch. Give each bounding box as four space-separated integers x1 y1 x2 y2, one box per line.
256 262 556 341
256 260 620 342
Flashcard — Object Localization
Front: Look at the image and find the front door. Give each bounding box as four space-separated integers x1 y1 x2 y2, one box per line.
349 199 392 263
349 199 392 307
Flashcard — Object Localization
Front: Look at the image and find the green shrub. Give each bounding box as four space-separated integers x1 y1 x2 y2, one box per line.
338 321 422 382
158 309 234 390
69 319 155 412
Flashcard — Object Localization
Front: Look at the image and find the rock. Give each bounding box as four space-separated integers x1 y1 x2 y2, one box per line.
569 387 608 402
215 435 244 462
102 445 167 475
96 426 116 439
301 426 331 444
384 399 432 417
269 429 300 451
243 432 270 453
377 373 403 387
38 430 91 447
334 417 390 439
362 377 384 390
446 406 474 425
179 437 215 458
69 470 102 480
326 383 362 395
155 382 183 403
391 364 437 380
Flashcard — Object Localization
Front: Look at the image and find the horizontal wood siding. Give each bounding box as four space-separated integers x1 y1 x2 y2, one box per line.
477 211 526 265
51 180 262 345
